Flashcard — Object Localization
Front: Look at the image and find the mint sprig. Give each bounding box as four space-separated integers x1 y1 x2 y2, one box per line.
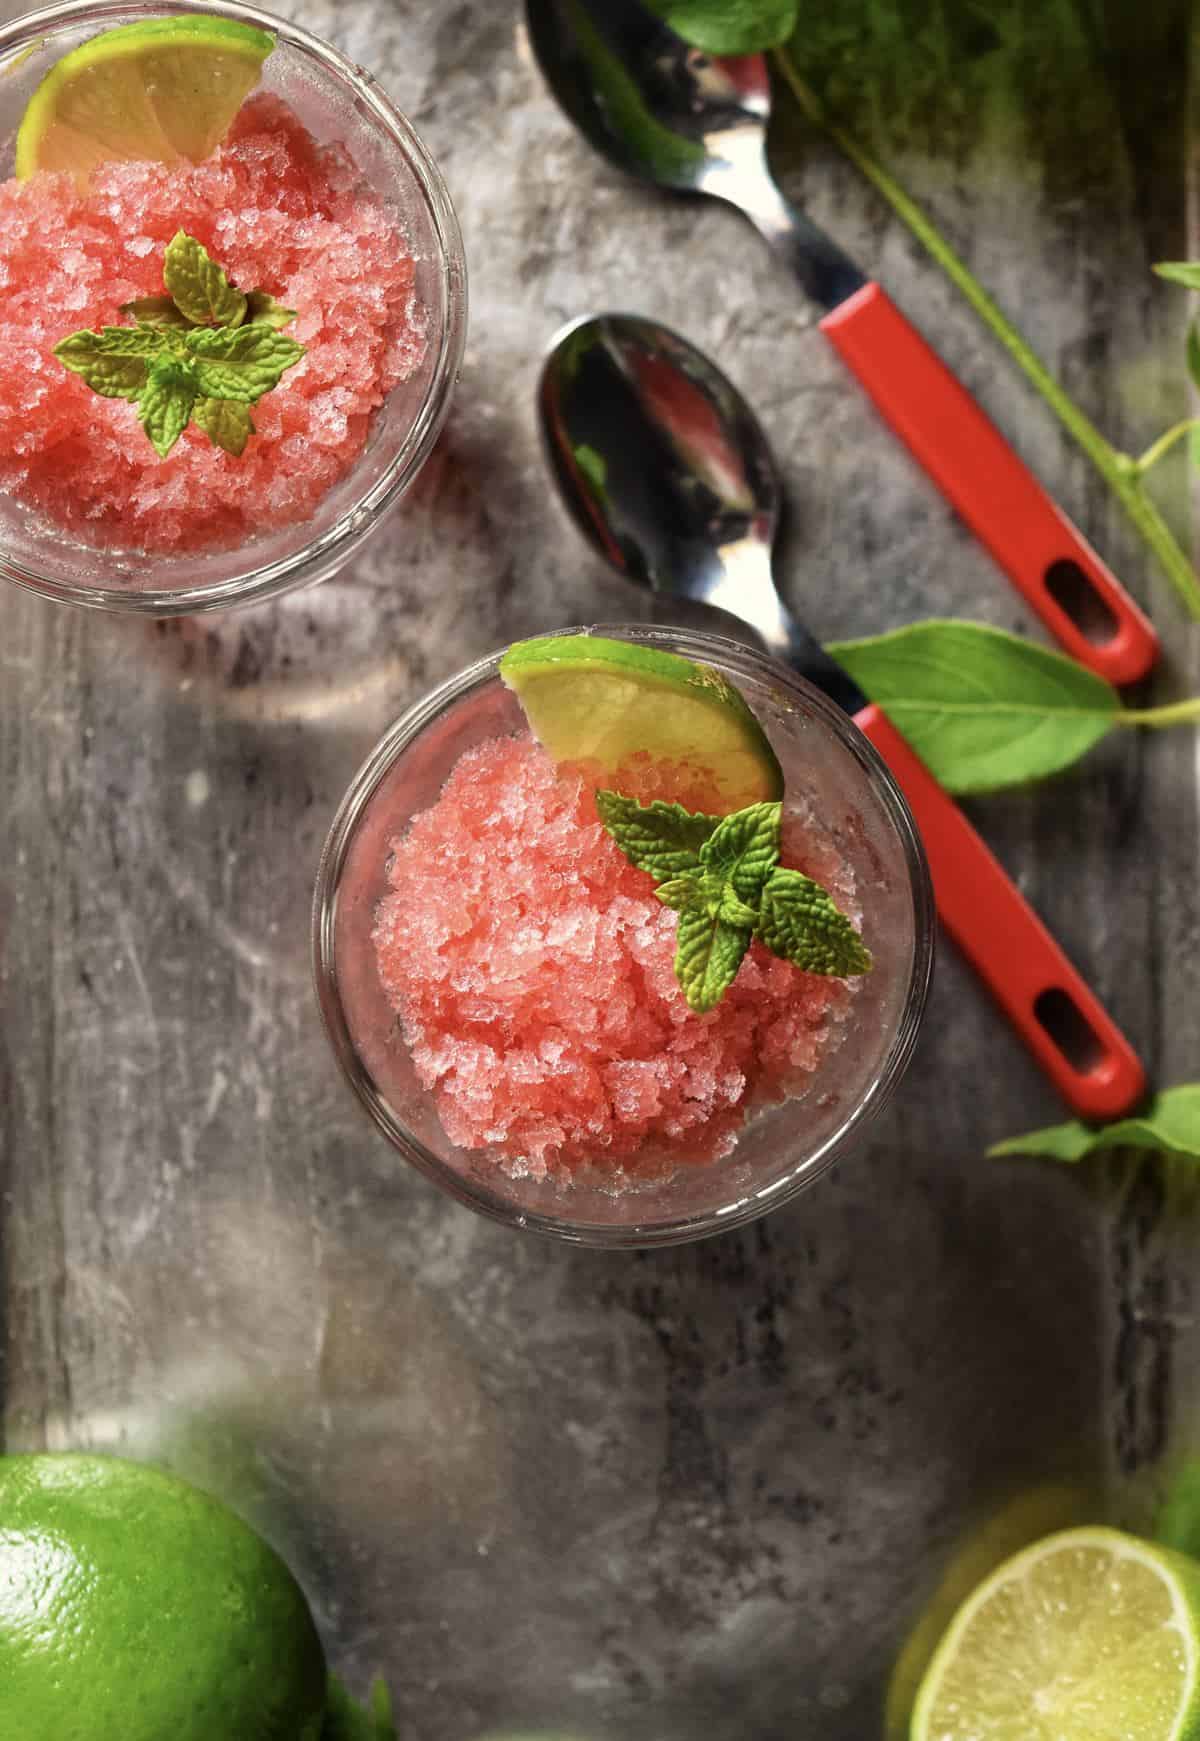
54 231 304 460
597 791 871 1012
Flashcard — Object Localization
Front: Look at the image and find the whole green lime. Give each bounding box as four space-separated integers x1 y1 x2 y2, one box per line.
0 1452 327 1741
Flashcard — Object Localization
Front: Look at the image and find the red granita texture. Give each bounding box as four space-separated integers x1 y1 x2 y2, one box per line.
371 736 861 1181
0 94 425 551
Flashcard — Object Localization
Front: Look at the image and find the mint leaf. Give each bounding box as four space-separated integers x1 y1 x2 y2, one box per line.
642 0 798 54
1154 261 1200 290
138 358 197 458
756 869 871 977
699 801 781 904
54 326 164 404
718 883 760 928
53 327 161 401
987 1086 1200 1164
827 620 1122 794
163 231 247 328
594 790 718 878
245 290 298 330
55 235 303 460
119 294 195 331
674 903 752 1013
193 397 255 457
184 323 305 403
656 872 702 911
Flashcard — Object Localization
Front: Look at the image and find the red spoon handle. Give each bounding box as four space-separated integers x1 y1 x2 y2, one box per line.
822 283 1158 687
855 703 1145 1120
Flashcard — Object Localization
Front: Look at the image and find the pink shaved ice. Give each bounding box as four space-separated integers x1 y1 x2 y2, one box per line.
371 736 861 1182
0 95 426 551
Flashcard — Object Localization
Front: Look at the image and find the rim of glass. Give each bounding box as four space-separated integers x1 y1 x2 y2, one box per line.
312 626 936 1249
0 0 467 616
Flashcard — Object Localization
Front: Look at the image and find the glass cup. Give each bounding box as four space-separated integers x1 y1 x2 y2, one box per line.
313 627 935 1248
0 0 466 614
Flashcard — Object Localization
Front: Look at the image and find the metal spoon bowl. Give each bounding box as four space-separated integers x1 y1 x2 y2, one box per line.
538 311 865 713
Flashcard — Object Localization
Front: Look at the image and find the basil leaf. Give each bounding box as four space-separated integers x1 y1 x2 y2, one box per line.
756 868 871 976
163 231 247 328
988 1086 1200 1163
674 902 752 1013
184 323 305 404
193 398 255 457
138 358 197 458
642 0 798 54
1154 262 1200 290
827 620 1121 793
594 790 718 878
699 799 781 904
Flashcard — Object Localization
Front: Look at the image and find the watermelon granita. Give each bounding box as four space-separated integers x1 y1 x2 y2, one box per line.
0 93 426 552
370 735 863 1183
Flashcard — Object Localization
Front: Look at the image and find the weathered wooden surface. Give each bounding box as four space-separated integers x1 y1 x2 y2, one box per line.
2 4 1199 1737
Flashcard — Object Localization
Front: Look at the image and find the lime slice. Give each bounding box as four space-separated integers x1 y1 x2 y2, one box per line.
15 17 274 185
499 633 783 809
912 1525 1200 1741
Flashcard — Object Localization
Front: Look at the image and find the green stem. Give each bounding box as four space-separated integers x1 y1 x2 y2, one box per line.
769 47 1200 622
1135 418 1200 476
1118 696 1200 727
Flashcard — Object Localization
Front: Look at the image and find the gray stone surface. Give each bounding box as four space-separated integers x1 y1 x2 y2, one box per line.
2 3 1200 1737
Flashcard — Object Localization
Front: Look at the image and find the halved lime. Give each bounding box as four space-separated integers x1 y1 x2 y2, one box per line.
499 633 783 809
911 1526 1200 1741
15 16 274 185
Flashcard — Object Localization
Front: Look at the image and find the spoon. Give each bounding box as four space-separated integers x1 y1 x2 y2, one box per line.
526 0 1158 688
539 311 1146 1121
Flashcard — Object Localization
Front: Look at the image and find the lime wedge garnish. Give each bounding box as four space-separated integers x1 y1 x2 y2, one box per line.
912 1526 1200 1741
15 16 274 185
499 633 783 810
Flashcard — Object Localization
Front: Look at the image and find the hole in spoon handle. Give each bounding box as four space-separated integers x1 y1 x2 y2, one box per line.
820 283 1159 687
853 703 1146 1120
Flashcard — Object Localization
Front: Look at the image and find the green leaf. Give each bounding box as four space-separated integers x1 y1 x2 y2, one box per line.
565 0 706 183
1188 322 1200 395
184 322 305 403
1154 261 1200 290
573 442 608 497
987 1086 1200 1163
1191 425 1200 473
756 868 872 977
119 294 195 331
137 357 197 458
827 620 1121 793
245 289 298 330
193 397 255 457
674 903 752 1013
699 800 781 904
594 790 718 879
655 872 703 911
718 883 761 928
642 0 798 54
322 1673 396 1741
53 326 159 401
163 230 247 328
